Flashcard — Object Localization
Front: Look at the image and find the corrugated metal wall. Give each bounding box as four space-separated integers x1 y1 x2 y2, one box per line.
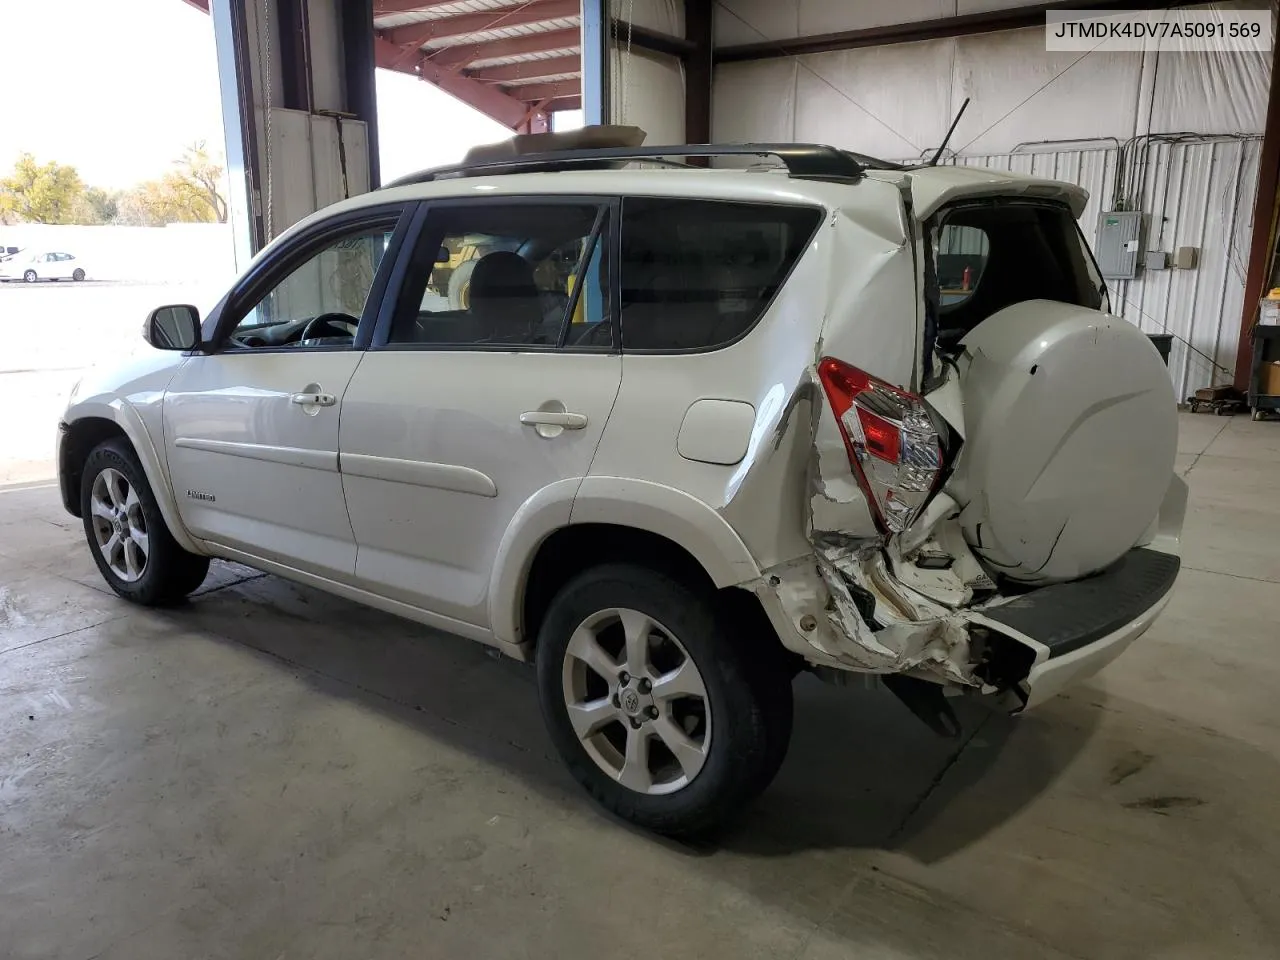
919 139 1261 399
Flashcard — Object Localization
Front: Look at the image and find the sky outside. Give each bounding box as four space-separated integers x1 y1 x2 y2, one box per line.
0 0 563 189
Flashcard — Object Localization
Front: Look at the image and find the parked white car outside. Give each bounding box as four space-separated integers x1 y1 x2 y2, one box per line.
56 132 1185 837
0 251 87 282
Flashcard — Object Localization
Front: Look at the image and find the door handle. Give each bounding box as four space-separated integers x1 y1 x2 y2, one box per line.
520 411 587 430
291 392 336 407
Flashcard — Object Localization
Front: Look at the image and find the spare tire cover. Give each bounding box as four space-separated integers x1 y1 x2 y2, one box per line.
945 300 1177 585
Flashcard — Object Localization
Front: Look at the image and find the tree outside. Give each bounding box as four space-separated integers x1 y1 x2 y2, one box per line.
0 154 85 224
0 142 228 228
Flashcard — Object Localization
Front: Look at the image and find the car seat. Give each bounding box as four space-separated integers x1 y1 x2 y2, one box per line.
469 251 543 343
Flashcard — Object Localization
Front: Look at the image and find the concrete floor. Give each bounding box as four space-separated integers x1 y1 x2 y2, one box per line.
1 411 1278 959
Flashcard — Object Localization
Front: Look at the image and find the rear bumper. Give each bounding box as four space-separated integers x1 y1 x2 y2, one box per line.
973 546 1181 709
1019 587 1171 708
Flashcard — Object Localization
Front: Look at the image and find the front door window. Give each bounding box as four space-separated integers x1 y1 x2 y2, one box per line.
228 227 394 350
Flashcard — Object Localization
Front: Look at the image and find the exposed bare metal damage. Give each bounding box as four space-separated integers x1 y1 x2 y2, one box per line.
753 358 997 687
755 509 999 687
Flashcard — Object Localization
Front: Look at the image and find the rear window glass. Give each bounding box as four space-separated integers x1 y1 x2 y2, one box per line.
619 198 822 351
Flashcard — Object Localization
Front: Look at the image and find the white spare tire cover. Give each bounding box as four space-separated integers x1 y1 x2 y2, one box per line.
945 300 1177 585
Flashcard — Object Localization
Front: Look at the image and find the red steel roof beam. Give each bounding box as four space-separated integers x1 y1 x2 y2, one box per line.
427 27 580 69
468 54 580 84
511 79 581 102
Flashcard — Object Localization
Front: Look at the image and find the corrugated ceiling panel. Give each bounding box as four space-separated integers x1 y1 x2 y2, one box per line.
422 17 581 50
375 0 530 30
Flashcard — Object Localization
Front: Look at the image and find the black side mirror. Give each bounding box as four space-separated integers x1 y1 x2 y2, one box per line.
144 304 202 351
436 246 451 264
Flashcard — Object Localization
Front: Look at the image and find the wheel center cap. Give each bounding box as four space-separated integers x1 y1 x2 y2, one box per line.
114 518 126 536
621 689 642 715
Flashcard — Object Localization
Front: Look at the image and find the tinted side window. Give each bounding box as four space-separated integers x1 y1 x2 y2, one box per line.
619 198 822 351
388 202 611 349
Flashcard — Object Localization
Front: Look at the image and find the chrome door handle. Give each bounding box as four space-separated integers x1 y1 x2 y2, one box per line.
520 411 587 430
291 392 336 407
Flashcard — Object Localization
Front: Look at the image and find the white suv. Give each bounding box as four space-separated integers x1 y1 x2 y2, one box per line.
58 137 1185 837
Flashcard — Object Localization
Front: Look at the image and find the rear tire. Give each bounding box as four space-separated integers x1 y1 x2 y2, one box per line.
72 268 85 281
23 270 36 283
80 438 209 605
535 563 793 838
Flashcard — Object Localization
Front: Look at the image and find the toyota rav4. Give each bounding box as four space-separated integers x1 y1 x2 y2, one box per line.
58 134 1184 837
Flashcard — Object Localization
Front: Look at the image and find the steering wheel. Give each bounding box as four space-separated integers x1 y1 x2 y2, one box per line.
301 313 359 342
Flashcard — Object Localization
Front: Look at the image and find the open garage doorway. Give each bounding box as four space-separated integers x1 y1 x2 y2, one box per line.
0 0 234 487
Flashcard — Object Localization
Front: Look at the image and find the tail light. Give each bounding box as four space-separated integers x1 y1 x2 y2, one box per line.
817 357 945 534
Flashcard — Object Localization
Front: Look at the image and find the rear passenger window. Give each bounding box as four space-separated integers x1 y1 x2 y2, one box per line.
619 198 822 351
388 202 611 349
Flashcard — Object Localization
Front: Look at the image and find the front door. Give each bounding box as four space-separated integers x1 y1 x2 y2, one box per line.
339 198 620 629
163 211 405 579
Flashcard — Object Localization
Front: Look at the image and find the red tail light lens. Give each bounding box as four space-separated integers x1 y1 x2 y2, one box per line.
817 357 944 533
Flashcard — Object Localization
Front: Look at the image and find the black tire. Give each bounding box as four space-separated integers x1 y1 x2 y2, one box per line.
535 563 793 838
80 438 209 605
23 270 37 283
72 268 85 281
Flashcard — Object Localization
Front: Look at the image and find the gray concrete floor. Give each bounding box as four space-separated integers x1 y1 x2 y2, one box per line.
1 411 1278 959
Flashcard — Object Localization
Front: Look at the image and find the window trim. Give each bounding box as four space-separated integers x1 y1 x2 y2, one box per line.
199 202 414 356
368 194 621 355
615 196 827 356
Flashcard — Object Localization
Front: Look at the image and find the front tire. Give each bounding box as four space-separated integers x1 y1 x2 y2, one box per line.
23 270 37 283
80 438 209 605
72 268 85 281
536 564 793 838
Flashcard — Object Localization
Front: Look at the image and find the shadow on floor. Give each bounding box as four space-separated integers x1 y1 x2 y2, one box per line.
156 564 1097 864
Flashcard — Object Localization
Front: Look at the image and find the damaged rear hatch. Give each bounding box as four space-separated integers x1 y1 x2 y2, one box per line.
763 166 1185 712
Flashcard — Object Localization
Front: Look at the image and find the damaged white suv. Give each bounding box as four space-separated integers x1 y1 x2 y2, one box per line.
58 135 1184 837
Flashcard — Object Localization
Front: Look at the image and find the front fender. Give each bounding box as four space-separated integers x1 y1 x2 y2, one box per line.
62 354 202 555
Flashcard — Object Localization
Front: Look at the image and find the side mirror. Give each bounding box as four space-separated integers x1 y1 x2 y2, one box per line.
436 246 451 264
144 304 202 351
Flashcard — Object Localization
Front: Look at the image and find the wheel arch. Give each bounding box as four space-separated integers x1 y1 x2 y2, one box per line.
61 402 202 554
488 477 764 649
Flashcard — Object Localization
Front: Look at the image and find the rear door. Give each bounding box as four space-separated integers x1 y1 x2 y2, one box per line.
339 197 620 629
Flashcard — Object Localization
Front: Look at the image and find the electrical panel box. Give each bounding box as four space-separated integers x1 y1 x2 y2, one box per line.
1145 250 1169 271
1174 246 1198 269
1097 211 1144 280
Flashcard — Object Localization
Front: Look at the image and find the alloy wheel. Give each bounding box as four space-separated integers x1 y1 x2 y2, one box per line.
561 607 711 795
89 467 149 582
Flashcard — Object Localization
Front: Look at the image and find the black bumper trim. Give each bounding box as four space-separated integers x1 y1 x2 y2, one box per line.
981 548 1180 658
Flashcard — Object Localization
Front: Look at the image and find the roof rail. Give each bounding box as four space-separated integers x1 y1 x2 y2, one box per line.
387 143 897 188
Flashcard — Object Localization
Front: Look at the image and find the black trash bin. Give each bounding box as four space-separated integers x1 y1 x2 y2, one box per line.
1148 334 1173 366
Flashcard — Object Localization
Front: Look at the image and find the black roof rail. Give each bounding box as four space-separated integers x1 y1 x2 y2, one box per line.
387 143 901 188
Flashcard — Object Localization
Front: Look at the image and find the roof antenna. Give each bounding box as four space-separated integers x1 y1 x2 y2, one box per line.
928 97 970 166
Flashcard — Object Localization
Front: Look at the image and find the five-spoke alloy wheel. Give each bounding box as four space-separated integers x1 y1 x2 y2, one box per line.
562 607 711 795
537 564 793 838
89 467 149 582
80 438 210 605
